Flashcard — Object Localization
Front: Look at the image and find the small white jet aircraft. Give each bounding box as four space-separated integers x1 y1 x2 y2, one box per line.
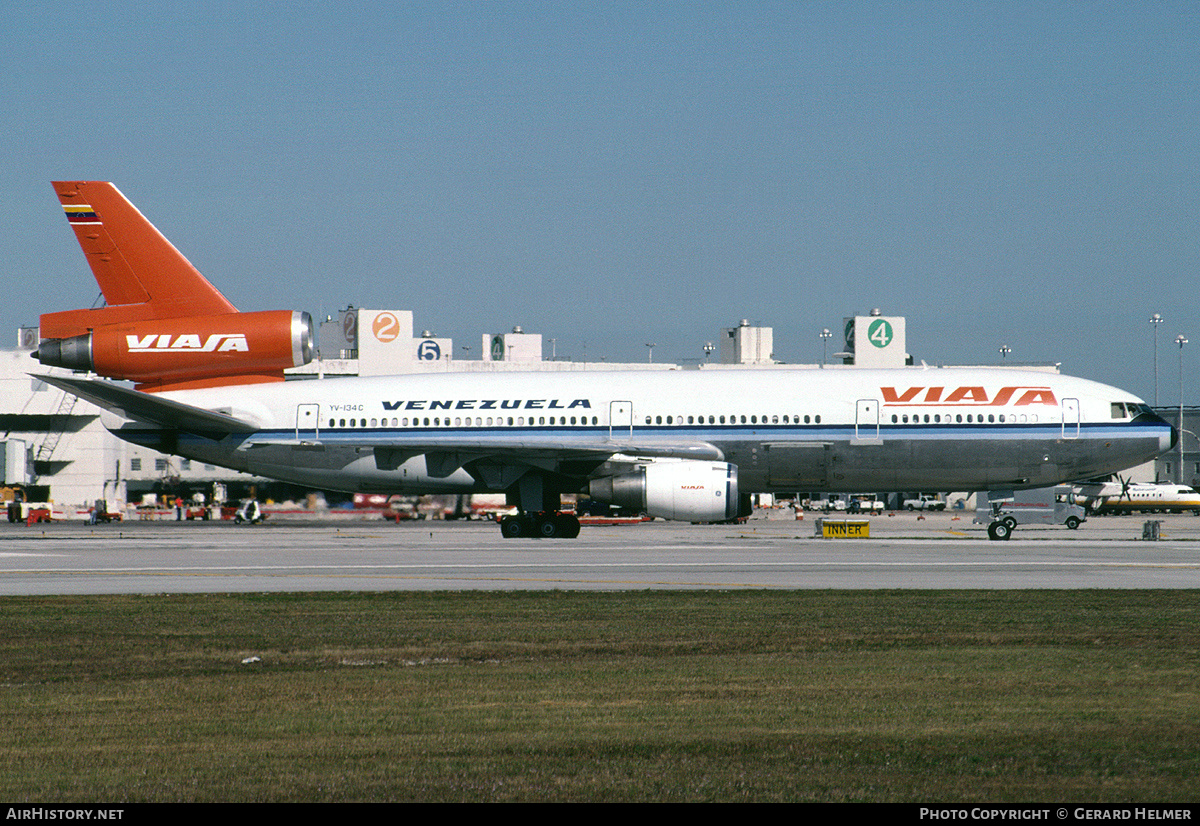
34 182 1175 539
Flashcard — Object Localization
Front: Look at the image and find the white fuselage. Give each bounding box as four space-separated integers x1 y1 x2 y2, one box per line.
104 365 1174 499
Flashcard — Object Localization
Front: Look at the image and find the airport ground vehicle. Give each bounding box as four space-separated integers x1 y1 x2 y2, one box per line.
974 486 1085 539
88 500 122 524
233 500 264 524
847 496 885 514
903 495 945 511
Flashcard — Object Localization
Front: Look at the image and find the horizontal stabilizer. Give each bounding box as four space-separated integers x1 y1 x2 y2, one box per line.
33 374 257 436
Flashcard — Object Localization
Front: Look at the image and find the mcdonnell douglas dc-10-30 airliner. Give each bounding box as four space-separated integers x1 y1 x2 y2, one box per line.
33 182 1174 539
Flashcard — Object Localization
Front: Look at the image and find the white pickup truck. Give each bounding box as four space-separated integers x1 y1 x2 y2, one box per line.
903 495 945 511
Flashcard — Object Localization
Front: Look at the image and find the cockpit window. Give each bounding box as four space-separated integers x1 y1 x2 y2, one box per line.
1112 402 1154 419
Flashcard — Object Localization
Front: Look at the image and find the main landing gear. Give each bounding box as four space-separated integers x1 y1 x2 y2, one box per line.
499 511 581 539
497 471 582 538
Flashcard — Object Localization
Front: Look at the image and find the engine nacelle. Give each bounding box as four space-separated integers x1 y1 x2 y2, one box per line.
36 310 313 391
589 459 741 522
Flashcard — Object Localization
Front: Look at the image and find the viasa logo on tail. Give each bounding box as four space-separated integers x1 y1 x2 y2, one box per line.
126 334 250 353
881 386 1058 406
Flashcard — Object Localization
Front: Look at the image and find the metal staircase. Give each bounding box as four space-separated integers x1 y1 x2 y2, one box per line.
34 389 78 472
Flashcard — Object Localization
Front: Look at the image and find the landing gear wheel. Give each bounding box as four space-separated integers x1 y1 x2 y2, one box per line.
538 513 582 538
988 520 1012 541
537 515 559 538
500 515 525 538
500 512 580 538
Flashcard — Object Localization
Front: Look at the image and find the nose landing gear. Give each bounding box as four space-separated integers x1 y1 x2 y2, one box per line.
987 519 1013 541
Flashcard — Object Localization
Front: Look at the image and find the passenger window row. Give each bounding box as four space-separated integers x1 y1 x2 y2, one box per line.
643 414 822 425
322 414 831 429
322 410 1062 429
890 413 1039 424
327 416 602 428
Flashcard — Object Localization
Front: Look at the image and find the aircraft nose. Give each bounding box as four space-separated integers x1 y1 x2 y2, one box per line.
1155 411 1178 453
1161 411 1180 452
1135 406 1177 454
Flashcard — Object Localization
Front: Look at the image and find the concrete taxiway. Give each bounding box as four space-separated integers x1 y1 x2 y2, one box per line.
2 510 1199 594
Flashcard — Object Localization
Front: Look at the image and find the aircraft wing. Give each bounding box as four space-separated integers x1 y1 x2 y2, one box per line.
239 432 726 469
239 431 725 487
33 374 258 437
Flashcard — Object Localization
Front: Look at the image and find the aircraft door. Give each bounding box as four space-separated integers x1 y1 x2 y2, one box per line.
855 399 880 440
1061 398 1080 439
296 403 320 439
610 401 633 438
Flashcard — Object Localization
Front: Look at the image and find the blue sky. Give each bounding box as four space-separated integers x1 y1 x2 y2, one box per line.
4 2 1197 401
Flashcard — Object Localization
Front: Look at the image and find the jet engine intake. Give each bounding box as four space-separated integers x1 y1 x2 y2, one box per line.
589 459 740 522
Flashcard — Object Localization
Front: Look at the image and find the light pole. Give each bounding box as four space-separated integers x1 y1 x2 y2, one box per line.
999 345 1011 362
1151 313 1164 405
703 342 714 363
645 342 656 364
820 328 832 364
1177 334 1188 483
1182 429 1199 487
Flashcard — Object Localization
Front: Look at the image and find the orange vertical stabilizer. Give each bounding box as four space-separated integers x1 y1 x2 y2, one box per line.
41 181 239 339
37 182 313 391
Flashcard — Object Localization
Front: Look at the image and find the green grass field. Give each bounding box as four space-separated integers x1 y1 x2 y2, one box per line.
2 590 1198 802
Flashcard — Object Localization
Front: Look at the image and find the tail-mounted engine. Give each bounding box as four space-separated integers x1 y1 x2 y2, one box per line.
35 310 313 391
588 459 744 522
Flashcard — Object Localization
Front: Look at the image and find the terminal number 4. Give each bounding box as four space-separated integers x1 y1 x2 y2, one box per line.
868 319 893 349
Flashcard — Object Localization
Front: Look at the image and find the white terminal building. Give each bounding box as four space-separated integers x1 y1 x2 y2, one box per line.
0 308 1076 518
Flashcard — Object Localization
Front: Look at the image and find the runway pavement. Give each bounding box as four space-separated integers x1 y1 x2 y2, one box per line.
2 509 1199 594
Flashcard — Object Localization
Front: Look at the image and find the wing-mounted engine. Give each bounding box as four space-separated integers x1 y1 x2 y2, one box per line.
588 458 744 522
36 310 313 391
